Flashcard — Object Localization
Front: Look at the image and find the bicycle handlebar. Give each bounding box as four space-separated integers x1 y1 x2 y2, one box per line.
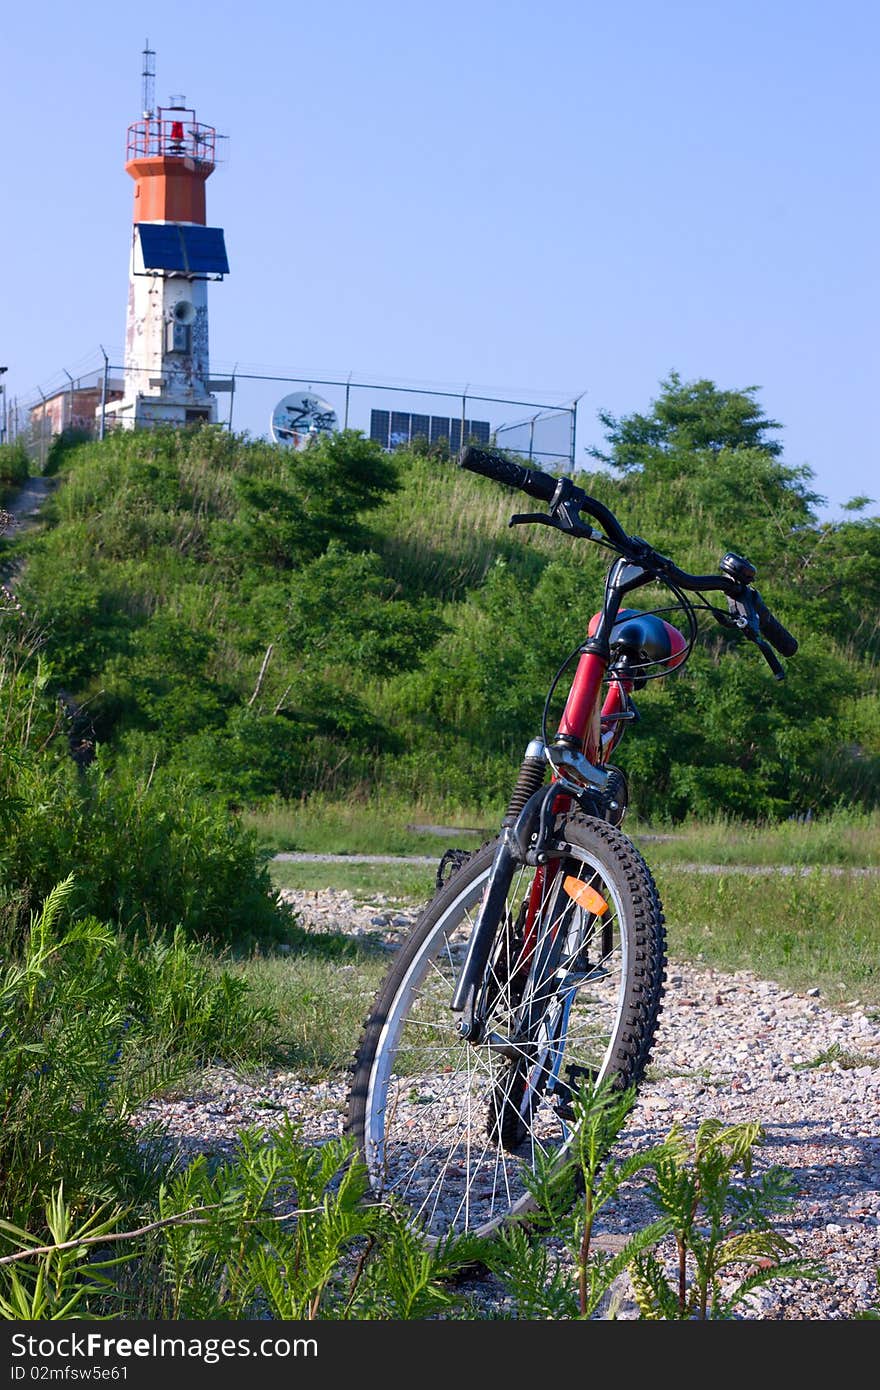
752 593 798 658
458 444 798 664
457 446 558 504
459 445 632 548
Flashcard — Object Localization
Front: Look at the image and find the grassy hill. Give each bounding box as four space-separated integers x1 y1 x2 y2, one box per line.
5 391 880 834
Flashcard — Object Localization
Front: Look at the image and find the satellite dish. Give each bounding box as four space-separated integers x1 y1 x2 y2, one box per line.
270 391 338 448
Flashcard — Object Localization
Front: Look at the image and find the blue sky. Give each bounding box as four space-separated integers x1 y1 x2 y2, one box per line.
2 0 876 518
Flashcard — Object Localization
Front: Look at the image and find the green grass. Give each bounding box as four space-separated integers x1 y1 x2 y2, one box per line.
250 795 880 866
246 792 495 856
262 803 880 1013
369 450 570 601
137 807 880 1093
228 950 390 1076
657 865 880 1008
631 810 880 867
0 439 30 504
269 858 437 902
271 854 880 1019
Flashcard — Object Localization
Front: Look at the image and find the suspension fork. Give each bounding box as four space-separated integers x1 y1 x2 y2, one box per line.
451 649 611 1043
519 646 610 956
448 790 581 1043
450 783 548 1039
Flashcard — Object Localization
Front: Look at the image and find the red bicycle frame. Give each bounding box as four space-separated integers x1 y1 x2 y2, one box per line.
558 649 633 764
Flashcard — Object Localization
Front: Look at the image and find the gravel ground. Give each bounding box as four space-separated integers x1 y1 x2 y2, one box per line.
137 886 880 1321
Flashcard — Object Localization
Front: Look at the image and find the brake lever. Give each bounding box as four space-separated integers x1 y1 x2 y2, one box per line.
726 595 786 680
756 639 785 681
509 510 599 540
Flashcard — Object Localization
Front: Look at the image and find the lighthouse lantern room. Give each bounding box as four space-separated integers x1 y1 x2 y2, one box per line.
105 45 229 430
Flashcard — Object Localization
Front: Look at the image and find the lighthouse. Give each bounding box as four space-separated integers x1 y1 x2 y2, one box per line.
104 45 229 430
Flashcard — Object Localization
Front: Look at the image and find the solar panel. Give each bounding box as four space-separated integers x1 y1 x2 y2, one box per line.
181 226 229 275
136 224 229 276
137 223 187 271
430 417 450 445
370 410 390 446
390 412 410 447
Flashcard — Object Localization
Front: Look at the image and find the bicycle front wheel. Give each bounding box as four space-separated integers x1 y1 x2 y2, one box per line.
346 814 666 1240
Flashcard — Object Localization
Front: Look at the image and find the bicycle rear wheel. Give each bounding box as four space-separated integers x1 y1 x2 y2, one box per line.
346 814 666 1239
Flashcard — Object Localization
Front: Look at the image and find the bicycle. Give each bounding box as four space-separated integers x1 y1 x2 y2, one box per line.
346 445 798 1240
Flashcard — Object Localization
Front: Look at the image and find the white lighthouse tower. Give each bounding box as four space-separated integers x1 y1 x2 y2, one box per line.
104 46 229 430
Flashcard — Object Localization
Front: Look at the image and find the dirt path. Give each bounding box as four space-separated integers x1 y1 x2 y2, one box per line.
2 473 57 604
2 473 56 540
272 850 879 876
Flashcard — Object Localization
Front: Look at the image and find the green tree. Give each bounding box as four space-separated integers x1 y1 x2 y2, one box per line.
589 369 786 467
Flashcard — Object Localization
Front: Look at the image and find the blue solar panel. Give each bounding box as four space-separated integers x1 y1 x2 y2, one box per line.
370 410 390 446
430 417 450 444
390 411 410 447
136 224 229 276
137 223 187 271
181 226 229 275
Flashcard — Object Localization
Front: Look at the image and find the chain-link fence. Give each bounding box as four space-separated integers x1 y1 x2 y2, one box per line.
16 353 581 473
218 370 578 470
9 357 120 466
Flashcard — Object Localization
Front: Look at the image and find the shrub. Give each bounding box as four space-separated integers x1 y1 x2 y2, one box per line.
0 881 283 1239
0 626 289 947
0 440 29 497
0 880 158 1233
4 749 288 945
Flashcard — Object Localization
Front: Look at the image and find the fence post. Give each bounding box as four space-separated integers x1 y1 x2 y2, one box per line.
461 386 468 455
344 373 351 429
36 388 48 470
228 366 237 431
99 347 109 441
570 395 583 474
63 369 74 434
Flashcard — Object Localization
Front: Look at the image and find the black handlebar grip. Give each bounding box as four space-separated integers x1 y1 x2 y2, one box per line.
459 446 557 504
754 595 798 658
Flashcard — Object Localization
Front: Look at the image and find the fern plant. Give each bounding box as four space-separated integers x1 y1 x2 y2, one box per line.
628 1118 826 1319
487 1081 675 1319
350 1210 484 1320
155 1121 480 1320
4 1122 481 1322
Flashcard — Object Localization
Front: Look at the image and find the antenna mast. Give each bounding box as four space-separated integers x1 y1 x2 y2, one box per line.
141 40 156 119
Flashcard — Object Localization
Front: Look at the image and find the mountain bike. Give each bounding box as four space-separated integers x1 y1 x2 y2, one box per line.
346 445 798 1240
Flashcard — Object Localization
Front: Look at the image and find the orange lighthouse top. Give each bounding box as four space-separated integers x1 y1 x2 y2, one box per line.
125 102 219 224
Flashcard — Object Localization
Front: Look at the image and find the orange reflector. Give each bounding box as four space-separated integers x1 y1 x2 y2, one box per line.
563 875 608 916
